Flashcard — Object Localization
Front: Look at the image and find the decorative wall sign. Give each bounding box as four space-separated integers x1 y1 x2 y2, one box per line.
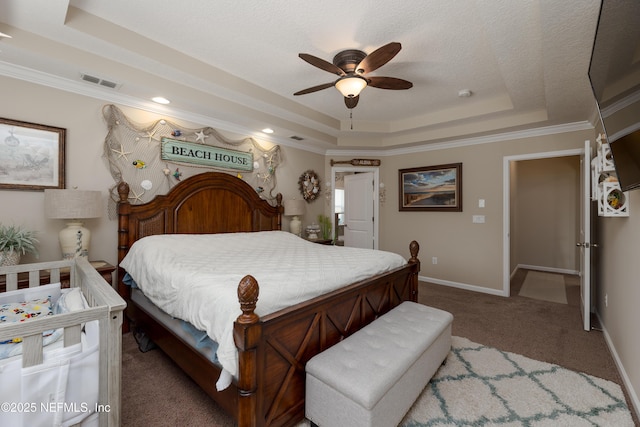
0 117 65 191
161 138 253 171
399 163 462 211
298 170 321 202
330 158 381 167
102 104 281 217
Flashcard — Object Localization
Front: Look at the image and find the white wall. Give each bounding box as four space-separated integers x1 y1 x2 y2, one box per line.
598 197 640 416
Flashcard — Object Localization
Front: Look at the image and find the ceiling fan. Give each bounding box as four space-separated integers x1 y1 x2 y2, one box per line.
293 42 413 109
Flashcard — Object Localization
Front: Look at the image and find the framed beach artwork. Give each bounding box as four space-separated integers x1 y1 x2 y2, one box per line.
399 163 462 211
0 118 65 191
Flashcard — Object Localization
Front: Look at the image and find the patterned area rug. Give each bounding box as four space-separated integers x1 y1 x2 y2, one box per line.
401 336 633 426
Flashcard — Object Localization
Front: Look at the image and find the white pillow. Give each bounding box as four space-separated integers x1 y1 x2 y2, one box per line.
53 287 86 314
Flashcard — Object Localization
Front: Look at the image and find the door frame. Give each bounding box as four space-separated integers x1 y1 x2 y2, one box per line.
502 147 584 297
331 166 380 249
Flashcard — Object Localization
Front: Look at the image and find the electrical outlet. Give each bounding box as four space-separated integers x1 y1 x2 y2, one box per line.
432 257 438 265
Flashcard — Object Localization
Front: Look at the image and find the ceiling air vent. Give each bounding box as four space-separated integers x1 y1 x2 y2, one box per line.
80 73 120 89
290 135 304 141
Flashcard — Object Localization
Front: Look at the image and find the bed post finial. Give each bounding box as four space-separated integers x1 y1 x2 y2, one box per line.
117 181 130 202
409 240 420 263
275 193 283 230
237 275 259 324
408 240 420 301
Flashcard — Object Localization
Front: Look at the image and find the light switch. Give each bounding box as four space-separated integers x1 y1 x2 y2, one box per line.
479 199 485 208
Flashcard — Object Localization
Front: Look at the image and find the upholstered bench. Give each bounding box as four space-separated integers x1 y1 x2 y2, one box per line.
305 301 453 427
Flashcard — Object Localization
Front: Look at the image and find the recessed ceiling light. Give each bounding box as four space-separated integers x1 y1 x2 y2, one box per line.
152 96 170 104
262 128 274 134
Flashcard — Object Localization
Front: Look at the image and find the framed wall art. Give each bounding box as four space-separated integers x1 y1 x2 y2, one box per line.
399 163 462 211
0 118 65 191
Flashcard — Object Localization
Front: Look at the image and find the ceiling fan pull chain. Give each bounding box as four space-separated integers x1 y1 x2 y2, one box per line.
350 110 353 130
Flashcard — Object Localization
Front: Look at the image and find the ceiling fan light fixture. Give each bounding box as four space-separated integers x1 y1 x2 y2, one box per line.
335 76 368 98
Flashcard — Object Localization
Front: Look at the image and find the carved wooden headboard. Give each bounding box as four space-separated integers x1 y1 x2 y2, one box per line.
116 172 282 297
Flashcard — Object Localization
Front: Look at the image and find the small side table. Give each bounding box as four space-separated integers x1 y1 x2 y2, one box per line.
0 260 116 292
84 261 117 287
305 238 334 245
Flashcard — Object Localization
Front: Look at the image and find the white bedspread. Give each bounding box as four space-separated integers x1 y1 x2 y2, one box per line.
120 231 406 386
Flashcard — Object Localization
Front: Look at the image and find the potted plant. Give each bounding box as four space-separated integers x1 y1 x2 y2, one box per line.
0 224 39 266
317 214 332 241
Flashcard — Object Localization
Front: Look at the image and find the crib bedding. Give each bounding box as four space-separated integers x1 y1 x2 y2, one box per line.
0 319 100 426
0 283 100 426
0 283 87 360
120 230 407 385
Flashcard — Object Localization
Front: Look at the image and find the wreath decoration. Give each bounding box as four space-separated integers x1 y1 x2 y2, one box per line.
298 170 321 202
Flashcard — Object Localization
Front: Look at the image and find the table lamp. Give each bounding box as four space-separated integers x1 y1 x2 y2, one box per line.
284 199 305 237
44 189 103 259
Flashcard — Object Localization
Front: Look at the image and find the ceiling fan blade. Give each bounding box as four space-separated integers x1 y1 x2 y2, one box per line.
356 42 402 74
367 76 413 90
299 53 345 76
344 95 359 109
294 82 335 96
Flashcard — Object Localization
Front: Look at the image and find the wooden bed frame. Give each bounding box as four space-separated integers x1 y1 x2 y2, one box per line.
116 171 420 427
0 258 126 426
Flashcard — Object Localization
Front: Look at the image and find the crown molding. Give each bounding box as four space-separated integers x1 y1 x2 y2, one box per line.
1 61 594 158
326 121 594 157
0 61 329 155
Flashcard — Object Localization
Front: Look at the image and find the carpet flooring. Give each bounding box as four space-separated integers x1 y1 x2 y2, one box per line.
120 271 639 426
518 270 568 304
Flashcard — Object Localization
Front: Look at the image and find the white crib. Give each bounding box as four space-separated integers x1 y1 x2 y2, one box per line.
0 258 126 426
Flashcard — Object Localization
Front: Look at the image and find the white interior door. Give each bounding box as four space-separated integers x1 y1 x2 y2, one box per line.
344 172 374 249
578 140 592 331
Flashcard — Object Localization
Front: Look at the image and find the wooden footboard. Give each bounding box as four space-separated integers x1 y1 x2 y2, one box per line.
0 258 126 427
234 241 420 427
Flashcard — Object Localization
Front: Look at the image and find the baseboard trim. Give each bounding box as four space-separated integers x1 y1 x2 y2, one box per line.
598 312 640 422
516 264 579 276
419 275 506 297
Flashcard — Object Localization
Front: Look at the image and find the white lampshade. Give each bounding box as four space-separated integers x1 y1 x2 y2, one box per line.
284 199 305 237
44 189 103 259
284 199 305 216
335 76 368 98
45 190 103 219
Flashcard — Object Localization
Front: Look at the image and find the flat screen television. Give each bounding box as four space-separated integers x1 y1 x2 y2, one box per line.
588 0 640 192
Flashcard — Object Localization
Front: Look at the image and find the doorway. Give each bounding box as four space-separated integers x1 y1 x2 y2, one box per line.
503 147 593 331
330 166 380 249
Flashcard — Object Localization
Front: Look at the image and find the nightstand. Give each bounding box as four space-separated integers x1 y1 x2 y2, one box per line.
0 260 116 292
306 238 334 245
